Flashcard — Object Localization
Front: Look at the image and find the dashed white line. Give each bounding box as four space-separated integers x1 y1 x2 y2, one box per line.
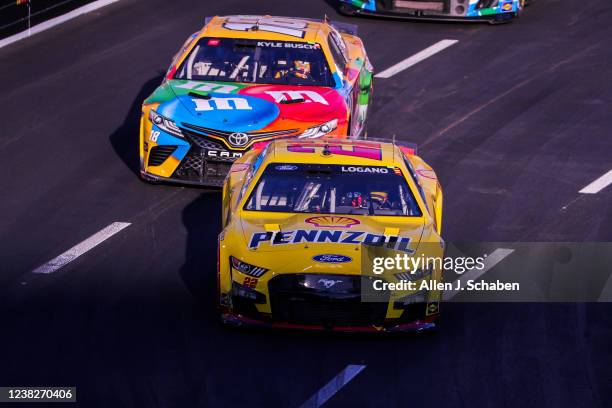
0 0 122 49
32 222 131 274
375 39 458 79
298 364 366 408
579 169 612 194
443 248 515 301
599 272 612 302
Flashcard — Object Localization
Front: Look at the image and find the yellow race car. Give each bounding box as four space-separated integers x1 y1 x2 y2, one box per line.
218 138 444 332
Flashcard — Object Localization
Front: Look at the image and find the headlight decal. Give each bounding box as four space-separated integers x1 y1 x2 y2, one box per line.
149 109 184 138
297 119 338 139
230 256 268 277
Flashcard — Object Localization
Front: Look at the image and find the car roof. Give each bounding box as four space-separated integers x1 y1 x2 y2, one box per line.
264 139 402 167
202 15 331 44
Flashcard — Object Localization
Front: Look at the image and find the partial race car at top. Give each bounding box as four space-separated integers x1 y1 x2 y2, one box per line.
340 0 530 23
139 15 374 186
218 138 444 332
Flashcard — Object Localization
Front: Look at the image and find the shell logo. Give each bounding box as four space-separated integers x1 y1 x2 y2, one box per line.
304 216 361 228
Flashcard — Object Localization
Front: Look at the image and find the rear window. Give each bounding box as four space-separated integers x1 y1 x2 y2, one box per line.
244 163 422 217
175 38 335 87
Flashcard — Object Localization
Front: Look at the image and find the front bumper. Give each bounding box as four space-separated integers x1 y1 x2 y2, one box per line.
221 273 439 333
141 125 244 187
221 312 437 333
140 169 226 187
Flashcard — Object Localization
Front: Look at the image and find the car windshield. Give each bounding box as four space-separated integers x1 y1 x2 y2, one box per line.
244 164 422 216
174 38 335 87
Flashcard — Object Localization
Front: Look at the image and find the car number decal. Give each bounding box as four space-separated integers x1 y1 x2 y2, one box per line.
223 16 308 38
287 141 383 161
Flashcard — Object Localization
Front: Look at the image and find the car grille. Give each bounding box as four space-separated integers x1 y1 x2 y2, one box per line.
172 148 232 185
172 125 250 185
182 130 226 150
181 123 298 148
392 0 450 13
148 145 177 167
268 274 389 327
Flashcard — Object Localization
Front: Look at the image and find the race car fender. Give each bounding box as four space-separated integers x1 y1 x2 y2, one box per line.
434 185 443 235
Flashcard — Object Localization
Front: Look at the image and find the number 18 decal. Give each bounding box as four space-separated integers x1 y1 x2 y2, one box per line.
149 130 160 142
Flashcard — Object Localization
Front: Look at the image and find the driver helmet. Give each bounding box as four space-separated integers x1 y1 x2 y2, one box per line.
293 60 311 79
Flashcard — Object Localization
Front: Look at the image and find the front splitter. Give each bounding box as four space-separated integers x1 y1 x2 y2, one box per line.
221 312 437 334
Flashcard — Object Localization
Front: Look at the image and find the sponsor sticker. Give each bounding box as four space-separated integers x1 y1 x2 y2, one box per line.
192 97 253 111
305 216 360 228
257 41 320 49
202 149 243 159
341 166 389 174
248 229 413 252
313 254 353 264
265 90 328 105
275 165 298 171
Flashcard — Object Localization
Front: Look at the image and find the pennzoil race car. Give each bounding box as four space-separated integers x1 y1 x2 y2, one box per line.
340 0 530 23
139 15 374 186
218 138 444 332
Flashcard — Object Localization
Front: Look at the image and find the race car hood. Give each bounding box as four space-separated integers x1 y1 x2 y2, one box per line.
150 80 347 133
233 213 426 276
238 212 425 254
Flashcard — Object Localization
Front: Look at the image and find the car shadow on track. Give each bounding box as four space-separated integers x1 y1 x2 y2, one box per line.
180 191 222 322
109 74 165 177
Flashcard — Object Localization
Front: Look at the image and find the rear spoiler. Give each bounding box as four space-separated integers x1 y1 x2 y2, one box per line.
329 20 358 36
299 17 358 35
362 137 418 156
252 137 416 157
203 16 358 36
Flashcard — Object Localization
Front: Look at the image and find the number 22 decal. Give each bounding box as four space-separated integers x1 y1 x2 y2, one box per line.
243 277 258 288
287 141 383 161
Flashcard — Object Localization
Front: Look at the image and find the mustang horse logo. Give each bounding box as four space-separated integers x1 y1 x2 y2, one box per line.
317 278 343 289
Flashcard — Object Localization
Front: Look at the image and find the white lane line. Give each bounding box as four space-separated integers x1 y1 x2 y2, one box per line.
32 222 131 274
0 0 121 49
375 39 458 79
579 169 612 194
299 364 366 408
443 248 515 301
599 272 612 302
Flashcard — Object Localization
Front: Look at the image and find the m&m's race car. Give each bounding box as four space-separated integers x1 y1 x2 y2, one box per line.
140 15 373 186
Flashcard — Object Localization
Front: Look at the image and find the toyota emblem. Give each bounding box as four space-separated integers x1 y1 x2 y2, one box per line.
228 132 249 147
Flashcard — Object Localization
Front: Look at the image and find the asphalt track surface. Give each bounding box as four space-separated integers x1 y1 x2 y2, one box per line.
1 0 611 407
